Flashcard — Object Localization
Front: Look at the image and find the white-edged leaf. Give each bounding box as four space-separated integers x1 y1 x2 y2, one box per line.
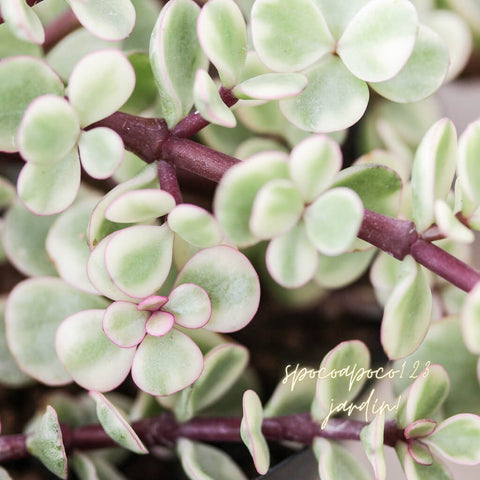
234 73 308 100
280 55 369 133
55 309 135 392
6 278 108 385
18 95 80 165
17 147 81 215
103 301 148 348
197 0 247 87
381 256 432 360
90 391 147 454
177 439 247 480
131 329 203 396
304 187 364 256
370 25 449 103
241 390 269 475
26 406 67 479
174 246 260 333
458 120 480 207
193 69 236 128
105 224 174 299
337 0 418 82
360 413 386 480
78 127 124 179
462 283 480 354
0 0 44 44
149 0 208 128
435 199 474 243
0 56 64 152
168 204 223 248
251 0 334 72
68 50 136 127
400 443 452 480
288 134 342 202
266 221 318 288
66 0 136 41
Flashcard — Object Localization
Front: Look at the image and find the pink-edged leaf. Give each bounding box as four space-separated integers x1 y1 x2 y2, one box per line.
145 311 175 337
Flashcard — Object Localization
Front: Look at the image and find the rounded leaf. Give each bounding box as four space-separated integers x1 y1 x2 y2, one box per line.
174 246 260 333
0 56 64 152
46 197 99 294
462 283 480 354
250 179 304 239
131 329 203 396
105 224 174 299
6 278 108 385
280 55 369 133
55 309 135 392
89 391 147 454
304 187 364 256
145 311 175 337
163 283 211 329
137 295 168 311
405 419 438 440
193 69 236 128
149 0 208 127
0 0 44 44
168 204 223 248
360 413 386 480
401 446 452 480
68 50 136 127
337 0 418 82
458 120 480 207
67 0 136 41
234 73 308 101
103 301 148 348
251 0 334 72
78 127 124 180
240 390 270 475
18 95 80 165
288 134 342 203
197 0 247 87
408 440 434 466
17 148 81 215
370 25 449 103
266 221 318 288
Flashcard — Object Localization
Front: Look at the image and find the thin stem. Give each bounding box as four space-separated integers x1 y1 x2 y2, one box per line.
0 413 404 464
157 160 183 204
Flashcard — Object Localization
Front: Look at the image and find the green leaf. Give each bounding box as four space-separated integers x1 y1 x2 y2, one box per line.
26 406 67 479
411 118 457 232
174 246 260 333
241 390 270 475
168 204 223 248
71 453 99 480
103 301 148 348
90 392 147 454
406 364 450 424
193 70 236 128
0 0 44 44
78 127 124 180
405 419 438 439
408 440 434 466
288 134 342 203
435 199 474 243
370 25 449 103
426 414 480 465
0 22 42 59
234 73 308 100
280 55 369 133
462 283 480 354
251 0 334 72
197 0 247 87
458 120 480 207
360 413 386 480
0 298 32 387
55 309 136 391
149 0 208 128
337 0 418 82
46 197 99 294
332 164 403 217
400 444 452 480
266 221 319 288
131 329 203 396
163 283 211 329
105 224 174 299
312 340 370 424
68 50 136 127
314 438 372 480
0 56 64 152
304 187 364 256
0 176 15 209
175 343 249 421
214 151 289 247
381 256 432 360
250 179 304 239
177 439 247 480
66 0 136 41
18 94 80 166
6 277 108 385
3 200 57 277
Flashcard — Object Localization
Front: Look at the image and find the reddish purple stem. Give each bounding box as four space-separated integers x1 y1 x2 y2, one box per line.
157 160 183 204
